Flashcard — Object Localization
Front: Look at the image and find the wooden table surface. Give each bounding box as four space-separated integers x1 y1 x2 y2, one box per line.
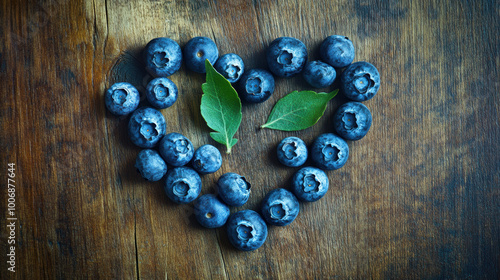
1 0 499 279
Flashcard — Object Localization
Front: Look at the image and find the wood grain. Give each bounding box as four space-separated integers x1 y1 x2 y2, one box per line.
1 0 499 279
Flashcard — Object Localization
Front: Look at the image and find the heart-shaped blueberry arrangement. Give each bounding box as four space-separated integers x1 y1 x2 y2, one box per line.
105 35 380 251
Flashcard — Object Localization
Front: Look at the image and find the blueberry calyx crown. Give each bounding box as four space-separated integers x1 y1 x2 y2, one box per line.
139 121 159 141
303 174 320 193
277 50 293 65
236 222 255 241
342 112 358 130
193 159 203 169
269 202 287 220
226 64 241 80
153 84 170 100
153 51 169 68
172 179 190 197
282 141 299 159
174 139 190 154
322 144 340 162
237 176 251 192
246 77 262 94
112 88 128 105
353 73 375 94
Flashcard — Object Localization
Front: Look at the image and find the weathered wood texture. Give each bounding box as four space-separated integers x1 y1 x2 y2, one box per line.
1 0 499 279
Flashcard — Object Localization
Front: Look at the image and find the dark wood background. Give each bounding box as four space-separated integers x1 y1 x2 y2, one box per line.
1 0 499 279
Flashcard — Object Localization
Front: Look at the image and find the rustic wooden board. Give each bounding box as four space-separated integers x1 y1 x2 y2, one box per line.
1 0 499 279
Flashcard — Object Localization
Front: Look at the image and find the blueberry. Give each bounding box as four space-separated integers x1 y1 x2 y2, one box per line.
143 37 182 77
291 167 329 202
214 53 245 83
158 132 194 167
260 188 299 226
194 194 230 228
333 102 372 141
105 82 140 116
302 60 337 88
164 167 201 204
191 144 222 174
145 77 178 109
183 37 219 73
226 210 267 251
216 172 251 207
319 35 355 68
237 68 275 103
276 136 308 167
135 149 167 182
340 61 380 102
128 107 166 148
266 37 307 77
310 133 349 170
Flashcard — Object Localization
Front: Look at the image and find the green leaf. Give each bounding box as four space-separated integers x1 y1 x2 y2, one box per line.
261 89 339 131
201 60 242 153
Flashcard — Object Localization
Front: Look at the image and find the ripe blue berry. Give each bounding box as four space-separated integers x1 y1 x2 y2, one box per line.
158 132 194 167
216 172 251 207
164 167 201 204
302 60 337 88
276 136 308 167
291 167 329 202
194 194 230 228
145 77 178 109
266 37 307 77
214 53 245 83
237 68 275 103
310 133 349 170
143 37 182 77
226 210 268 251
261 188 299 226
105 82 140 116
128 107 166 148
183 37 219 73
333 102 372 141
319 35 355 68
340 61 380 102
135 149 168 182
191 144 222 174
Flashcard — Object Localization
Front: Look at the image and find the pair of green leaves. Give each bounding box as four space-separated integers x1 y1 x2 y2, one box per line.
201 60 338 153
